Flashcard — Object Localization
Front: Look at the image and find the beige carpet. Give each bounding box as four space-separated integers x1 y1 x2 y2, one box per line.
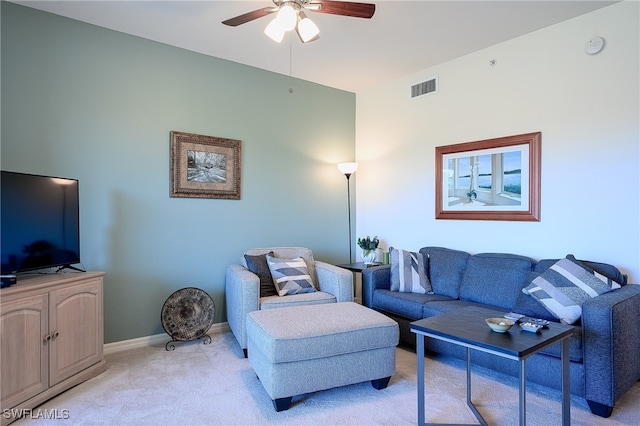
14 331 640 425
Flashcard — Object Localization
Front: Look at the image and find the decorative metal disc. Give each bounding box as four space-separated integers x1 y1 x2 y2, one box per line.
161 287 215 342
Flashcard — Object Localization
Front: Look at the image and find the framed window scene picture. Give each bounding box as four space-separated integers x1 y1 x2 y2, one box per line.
170 131 241 200
435 132 541 221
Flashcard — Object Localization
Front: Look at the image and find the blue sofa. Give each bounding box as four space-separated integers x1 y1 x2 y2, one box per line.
362 246 640 418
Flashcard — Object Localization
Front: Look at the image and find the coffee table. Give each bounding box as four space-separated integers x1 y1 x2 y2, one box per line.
410 306 574 426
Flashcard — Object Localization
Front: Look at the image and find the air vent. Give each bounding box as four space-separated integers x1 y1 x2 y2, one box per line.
410 76 438 99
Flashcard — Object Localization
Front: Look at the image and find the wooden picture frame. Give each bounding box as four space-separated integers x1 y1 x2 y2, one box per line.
170 131 241 199
435 132 540 221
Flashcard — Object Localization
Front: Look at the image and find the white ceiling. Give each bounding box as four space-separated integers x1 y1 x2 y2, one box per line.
13 0 618 93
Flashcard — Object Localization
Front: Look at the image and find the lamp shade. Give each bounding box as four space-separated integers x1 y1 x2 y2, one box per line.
337 162 358 175
264 18 286 43
297 12 319 43
276 4 297 31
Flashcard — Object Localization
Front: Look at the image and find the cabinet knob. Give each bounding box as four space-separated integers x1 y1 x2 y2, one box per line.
43 334 51 343
52 331 59 339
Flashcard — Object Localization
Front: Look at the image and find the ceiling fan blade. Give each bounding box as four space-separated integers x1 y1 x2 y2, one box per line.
309 0 375 19
222 8 275 27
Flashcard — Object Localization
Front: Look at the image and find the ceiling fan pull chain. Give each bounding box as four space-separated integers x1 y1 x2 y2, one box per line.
289 33 294 93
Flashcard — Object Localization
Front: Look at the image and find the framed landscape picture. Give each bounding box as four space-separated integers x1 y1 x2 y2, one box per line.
170 131 241 199
435 132 541 221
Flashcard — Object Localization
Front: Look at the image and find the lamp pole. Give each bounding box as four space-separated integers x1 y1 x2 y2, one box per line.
345 172 353 263
337 162 358 264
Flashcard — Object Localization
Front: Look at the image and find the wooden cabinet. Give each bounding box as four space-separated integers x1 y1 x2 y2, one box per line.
0 294 48 410
1 272 106 425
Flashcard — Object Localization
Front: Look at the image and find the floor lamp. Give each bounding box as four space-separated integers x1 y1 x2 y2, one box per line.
337 162 358 263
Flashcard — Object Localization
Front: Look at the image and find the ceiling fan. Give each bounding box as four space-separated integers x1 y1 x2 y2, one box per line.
222 0 376 44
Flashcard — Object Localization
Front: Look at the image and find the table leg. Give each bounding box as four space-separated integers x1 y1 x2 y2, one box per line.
467 347 471 403
466 348 487 425
561 338 570 426
417 333 425 426
519 360 526 426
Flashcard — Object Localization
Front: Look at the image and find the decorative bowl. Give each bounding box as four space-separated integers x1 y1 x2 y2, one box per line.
485 317 514 333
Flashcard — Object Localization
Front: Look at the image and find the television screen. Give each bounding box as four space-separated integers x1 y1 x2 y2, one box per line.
1 171 81 274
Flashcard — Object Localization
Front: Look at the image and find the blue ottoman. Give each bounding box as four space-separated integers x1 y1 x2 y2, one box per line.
246 302 399 411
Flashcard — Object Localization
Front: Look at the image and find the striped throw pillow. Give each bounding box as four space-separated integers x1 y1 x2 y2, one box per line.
266 255 316 297
390 247 432 294
522 257 619 324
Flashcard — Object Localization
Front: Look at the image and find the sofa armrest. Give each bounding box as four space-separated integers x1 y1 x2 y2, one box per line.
315 261 353 302
582 284 640 409
225 264 260 350
362 265 391 308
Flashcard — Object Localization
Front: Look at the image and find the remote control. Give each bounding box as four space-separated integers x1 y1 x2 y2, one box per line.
504 312 525 321
525 318 549 326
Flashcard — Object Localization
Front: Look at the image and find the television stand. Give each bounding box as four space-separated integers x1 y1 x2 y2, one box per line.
56 264 86 273
1 272 106 425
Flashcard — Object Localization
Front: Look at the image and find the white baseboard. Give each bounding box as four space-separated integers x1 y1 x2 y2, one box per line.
104 322 230 355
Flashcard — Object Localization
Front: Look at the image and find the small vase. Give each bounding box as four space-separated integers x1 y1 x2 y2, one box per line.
362 249 377 265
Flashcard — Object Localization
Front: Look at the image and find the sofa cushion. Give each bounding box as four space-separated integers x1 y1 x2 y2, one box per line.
260 291 336 310
244 251 278 298
419 247 469 299
522 257 618 324
372 289 453 320
390 247 432 294
266 255 316 296
422 299 491 319
459 253 534 310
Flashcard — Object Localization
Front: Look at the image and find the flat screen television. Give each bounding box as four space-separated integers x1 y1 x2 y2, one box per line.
1 171 81 275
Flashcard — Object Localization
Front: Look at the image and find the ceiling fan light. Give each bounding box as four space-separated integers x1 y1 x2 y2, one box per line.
276 4 297 31
297 15 319 43
264 18 285 43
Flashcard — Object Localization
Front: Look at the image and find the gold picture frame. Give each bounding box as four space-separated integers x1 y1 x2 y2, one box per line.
435 132 541 221
170 131 241 199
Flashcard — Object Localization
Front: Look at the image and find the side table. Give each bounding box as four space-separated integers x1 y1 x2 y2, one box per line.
336 262 382 301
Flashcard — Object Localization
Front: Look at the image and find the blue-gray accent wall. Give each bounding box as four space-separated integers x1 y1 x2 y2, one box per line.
1 2 356 343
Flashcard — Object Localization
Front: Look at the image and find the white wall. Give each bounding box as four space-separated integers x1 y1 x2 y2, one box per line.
355 1 639 281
